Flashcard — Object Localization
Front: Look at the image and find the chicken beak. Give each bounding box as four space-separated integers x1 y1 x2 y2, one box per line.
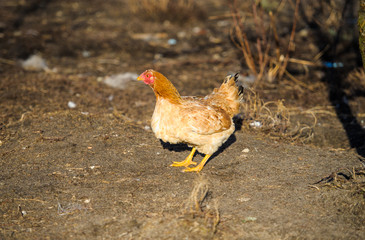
137 75 143 81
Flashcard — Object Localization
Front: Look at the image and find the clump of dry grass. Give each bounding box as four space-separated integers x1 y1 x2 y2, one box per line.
230 0 301 84
314 166 365 190
128 0 206 24
241 88 315 142
184 178 220 233
312 165 365 224
344 68 365 97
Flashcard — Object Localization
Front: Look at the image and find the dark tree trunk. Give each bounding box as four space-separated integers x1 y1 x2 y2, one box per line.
359 0 365 69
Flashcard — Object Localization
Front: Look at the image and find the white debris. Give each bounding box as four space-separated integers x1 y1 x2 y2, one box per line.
82 50 91 58
177 31 186 38
68 101 77 109
238 197 251 202
243 216 257 222
192 26 202 34
242 148 250 153
103 72 138 90
250 121 262 128
84 199 91 204
21 54 48 71
144 125 151 130
131 33 168 42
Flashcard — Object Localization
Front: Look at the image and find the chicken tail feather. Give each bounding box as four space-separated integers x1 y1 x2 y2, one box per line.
206 73 243 117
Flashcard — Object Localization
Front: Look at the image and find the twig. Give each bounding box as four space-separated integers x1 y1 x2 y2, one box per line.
230 0 257 75
14 198 48 204
284 70 313 90
278 0 301 80
0 58 16 65
41 135 67 141
269 11 281 62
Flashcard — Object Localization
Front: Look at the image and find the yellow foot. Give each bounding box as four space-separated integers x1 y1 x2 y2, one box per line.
170 147 197 167
183 165 204 172
183 154 211 173
171 159 197 167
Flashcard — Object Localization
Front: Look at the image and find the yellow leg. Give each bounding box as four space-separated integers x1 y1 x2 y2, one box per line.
170 147 197 167
183 154 211 172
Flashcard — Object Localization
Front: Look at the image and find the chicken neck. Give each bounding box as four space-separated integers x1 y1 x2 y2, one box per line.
150 72 182 104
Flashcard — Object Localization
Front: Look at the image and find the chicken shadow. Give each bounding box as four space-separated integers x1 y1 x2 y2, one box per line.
160 116 243 163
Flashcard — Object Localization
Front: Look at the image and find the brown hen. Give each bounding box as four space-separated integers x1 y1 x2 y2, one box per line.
137 69 242 172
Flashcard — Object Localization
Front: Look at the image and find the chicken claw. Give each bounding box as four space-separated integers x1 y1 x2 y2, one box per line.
170 147 197 167
183 154 211 173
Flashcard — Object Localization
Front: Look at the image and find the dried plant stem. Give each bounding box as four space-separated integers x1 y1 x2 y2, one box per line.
231 0 304 84
269 11 281 64
242 88 316 142
230 0 257 76
278 0 300 79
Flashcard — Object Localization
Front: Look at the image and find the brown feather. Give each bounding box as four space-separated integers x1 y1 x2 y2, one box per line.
148 70 182 104
204 74 242 118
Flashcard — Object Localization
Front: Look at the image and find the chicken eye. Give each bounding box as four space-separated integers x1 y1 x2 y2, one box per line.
146 74 150 78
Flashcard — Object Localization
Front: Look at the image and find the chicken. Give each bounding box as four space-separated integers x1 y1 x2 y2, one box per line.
137 69 243 172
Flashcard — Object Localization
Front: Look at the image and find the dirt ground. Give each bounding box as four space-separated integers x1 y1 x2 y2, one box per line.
1 0 365 239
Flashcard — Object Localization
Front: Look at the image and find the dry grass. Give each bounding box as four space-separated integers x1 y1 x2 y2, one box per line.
230 0 301 84
138 178 220 238
344 68 365 97
241 88 315 142
184 177 220 233
312 165 365 225
230 0 357 86
128 0 206 24
314 166 365 189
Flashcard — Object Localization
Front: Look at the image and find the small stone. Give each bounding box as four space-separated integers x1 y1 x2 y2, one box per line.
242 148 250 153
21 55 48 71
82 50 90 58
249 121 262 128
68 101 76 109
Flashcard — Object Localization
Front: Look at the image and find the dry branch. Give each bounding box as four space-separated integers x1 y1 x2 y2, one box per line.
230 0 301 84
